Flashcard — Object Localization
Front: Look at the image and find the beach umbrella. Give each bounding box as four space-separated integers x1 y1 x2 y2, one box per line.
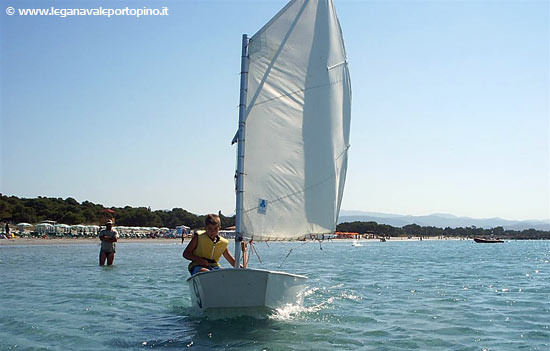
176 225 191 236
55 224 70 234
53 224 69 236
35 223 54 234
69 224 86 236
87 225 100 233
36 223 52 228
82 225 99 236
113 226 127 236
17 223 34 233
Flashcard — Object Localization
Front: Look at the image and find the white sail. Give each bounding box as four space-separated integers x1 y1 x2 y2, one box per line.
242 0 351 240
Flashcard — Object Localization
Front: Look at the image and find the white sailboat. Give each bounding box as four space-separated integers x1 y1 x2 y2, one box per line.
187 0 351 312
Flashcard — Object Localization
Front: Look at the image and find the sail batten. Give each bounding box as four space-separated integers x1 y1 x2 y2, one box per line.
241 0 351 241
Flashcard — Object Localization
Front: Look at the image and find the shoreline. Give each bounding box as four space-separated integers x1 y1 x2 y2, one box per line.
0 238 183 246
0 237 470 246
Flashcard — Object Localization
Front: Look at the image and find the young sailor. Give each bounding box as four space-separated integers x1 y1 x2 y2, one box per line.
183 214 237 275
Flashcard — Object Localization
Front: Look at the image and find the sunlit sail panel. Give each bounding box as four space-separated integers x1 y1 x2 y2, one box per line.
243 0 351 240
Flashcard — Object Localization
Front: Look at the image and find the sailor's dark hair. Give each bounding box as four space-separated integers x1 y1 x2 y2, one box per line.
205 213 221 227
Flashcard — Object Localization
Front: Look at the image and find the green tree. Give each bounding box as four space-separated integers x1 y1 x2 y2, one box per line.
60 212 85 225
11 204 38 223
403 224 422 236
0 198 13 220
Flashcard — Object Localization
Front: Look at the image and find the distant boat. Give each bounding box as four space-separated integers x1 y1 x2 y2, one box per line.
473 237 504 243
379 237 386 242
352 240 362 247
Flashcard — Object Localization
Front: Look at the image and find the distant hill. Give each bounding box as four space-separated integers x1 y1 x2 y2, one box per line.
338 210 550 231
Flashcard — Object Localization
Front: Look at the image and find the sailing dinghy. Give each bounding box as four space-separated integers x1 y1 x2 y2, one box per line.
187 0 351 312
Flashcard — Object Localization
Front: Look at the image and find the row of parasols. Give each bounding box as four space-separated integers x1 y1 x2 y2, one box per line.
10 223 183 238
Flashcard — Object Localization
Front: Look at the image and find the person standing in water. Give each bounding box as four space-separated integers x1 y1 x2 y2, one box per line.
99 219 118 266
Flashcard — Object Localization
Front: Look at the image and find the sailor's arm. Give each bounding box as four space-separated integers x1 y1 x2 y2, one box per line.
183 235 209 266
223 249 237 267
100 234 117 242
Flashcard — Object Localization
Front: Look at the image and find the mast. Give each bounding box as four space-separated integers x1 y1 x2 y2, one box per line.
234 34 249 268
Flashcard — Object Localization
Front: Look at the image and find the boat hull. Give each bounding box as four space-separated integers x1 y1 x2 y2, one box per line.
186 268 307 312
473 237 504 243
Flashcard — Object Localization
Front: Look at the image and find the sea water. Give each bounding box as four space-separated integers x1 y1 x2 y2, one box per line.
0 240 548 351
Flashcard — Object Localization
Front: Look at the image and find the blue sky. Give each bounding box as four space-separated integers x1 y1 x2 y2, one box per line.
1 0 548 221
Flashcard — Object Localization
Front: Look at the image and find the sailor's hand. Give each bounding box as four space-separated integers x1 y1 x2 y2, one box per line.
197 258 209 267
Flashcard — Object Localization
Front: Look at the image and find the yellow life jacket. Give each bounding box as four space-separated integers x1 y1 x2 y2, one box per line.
188 233 228 271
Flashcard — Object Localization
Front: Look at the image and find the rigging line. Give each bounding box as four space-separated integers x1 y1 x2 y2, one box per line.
242 204 335 240
278 240 322 268
242 145 350 215
250 241 262 264
245 233 333 241
248 79 344 109
242 212 325 240
242 176 330 214
278 238 319 268
279 248 293 269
